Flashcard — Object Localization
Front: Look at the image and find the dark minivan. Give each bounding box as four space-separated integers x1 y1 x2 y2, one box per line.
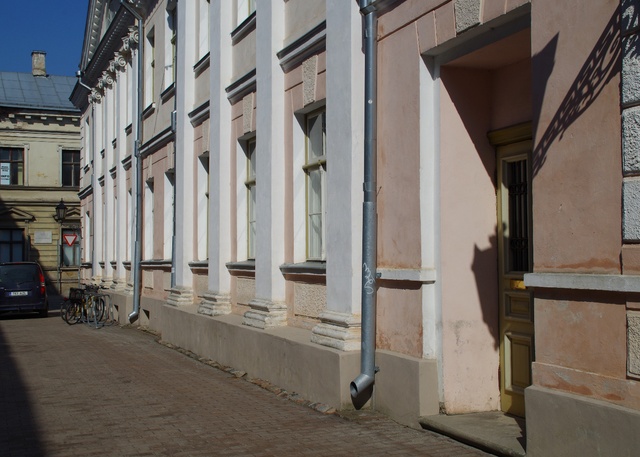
0 262 48 317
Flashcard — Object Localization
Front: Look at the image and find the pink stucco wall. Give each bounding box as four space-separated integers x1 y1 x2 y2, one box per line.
531 0 621 273
371 1 537 370
376 20 424 358
439 66 500 412
528 0 633 409
376 1 533 411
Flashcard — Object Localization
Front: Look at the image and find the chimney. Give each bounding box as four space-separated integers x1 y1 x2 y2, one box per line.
31 51 46 77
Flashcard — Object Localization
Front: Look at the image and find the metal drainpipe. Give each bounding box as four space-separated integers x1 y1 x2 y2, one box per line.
121 0 144 323
351 0 379 409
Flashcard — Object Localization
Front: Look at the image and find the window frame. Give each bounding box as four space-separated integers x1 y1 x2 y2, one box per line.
144 27 156 107
61 149 81 187
166 6 177 88
235 0 256 27
245 138 257 260
0 147 25 186
0 229 25 262
303 109 326 261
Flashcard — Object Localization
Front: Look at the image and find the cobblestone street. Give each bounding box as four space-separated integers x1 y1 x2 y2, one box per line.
0 312 492 457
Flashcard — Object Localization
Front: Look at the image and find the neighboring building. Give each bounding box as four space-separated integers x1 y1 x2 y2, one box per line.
0 51 81 297
72 0 640 455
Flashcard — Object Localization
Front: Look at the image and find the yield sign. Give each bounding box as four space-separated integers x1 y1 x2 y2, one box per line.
63 234 78 247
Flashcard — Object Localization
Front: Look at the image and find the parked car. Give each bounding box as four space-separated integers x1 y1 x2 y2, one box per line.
0 262 48 317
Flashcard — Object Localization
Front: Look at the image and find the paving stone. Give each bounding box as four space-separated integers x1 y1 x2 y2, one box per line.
0 313 492 456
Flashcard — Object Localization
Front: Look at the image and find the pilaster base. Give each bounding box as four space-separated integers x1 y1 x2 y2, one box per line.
198 292 231 316
243 298 287 329
311 310 361 351
167 287 195 307
123 282 134 295
110 277 127 292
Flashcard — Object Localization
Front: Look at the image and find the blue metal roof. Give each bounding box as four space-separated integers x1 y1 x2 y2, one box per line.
0 72 79 112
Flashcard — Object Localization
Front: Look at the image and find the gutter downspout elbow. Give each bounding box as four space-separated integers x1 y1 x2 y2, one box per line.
121 0 144 324
351 0 379 410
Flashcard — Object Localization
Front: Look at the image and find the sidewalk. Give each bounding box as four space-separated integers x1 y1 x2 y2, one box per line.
0 313 494 457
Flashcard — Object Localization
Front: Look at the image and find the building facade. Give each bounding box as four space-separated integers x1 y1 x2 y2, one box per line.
72 0 640 455
0 51 81 297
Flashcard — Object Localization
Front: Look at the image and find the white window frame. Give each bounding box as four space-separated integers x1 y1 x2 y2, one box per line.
126 190 132 261
197 154 209 261
235 0 256 27
144 27 155 107
245 139 257 260
304 109 326 261
144 180 154 260
198 0 210 60
165 7 177 88
163 173 174 260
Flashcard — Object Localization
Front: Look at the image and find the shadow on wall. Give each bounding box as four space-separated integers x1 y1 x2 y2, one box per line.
531 9 621 177
472 231 500 351
0 198 53 292
0 324 46 456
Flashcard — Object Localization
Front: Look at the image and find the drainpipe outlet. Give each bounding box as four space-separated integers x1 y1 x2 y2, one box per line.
350 373 375 410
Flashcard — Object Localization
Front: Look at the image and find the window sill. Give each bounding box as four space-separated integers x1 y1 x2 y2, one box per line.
231 11 256 45
189 261 209 272
161 84 175 103
279 261 326 277
140 259 172 270
226 260 255 275
142 103 156 120
194 53 210 76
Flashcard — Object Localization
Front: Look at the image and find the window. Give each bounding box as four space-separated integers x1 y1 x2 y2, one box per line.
236 0 256 27
145 28 155 106
0 147 24 186
166 7 177 87
245 139 256 259
0 229 24 262
144 180 154 259
62 150 80 187
61 229 81 266
198 0 209 60
197 155 209 261
304 110 326 260
164 173 174 260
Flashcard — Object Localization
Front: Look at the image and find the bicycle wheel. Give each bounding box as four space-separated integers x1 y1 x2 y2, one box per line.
94 296 106 323
60 299 70 323
63 301 81 325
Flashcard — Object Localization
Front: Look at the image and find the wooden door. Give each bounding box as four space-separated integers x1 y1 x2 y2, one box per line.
497 140 533 417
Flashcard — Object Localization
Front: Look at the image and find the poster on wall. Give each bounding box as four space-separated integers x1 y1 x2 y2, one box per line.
0 163 9 185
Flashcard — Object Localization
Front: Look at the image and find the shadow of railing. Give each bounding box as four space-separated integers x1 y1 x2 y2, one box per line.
532 9 621 177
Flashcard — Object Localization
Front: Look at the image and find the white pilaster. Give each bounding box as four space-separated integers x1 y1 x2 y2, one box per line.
243 1 287 328
103 83 115 287
199 0 233 316
168 0 197 307
113 59 129 291
93 99 104 283
311 0 364 349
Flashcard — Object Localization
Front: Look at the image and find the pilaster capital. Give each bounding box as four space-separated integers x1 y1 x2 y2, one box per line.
128 25 139 45
113 52 128 70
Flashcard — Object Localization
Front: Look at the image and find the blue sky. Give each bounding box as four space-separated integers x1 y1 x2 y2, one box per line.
0 1 88 76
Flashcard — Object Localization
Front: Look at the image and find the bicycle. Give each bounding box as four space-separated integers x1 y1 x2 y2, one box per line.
61 285 113 328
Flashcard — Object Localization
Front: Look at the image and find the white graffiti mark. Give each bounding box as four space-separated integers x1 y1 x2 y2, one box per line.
363 263 375 295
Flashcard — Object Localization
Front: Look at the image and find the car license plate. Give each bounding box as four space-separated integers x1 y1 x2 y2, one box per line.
9 291 28 296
